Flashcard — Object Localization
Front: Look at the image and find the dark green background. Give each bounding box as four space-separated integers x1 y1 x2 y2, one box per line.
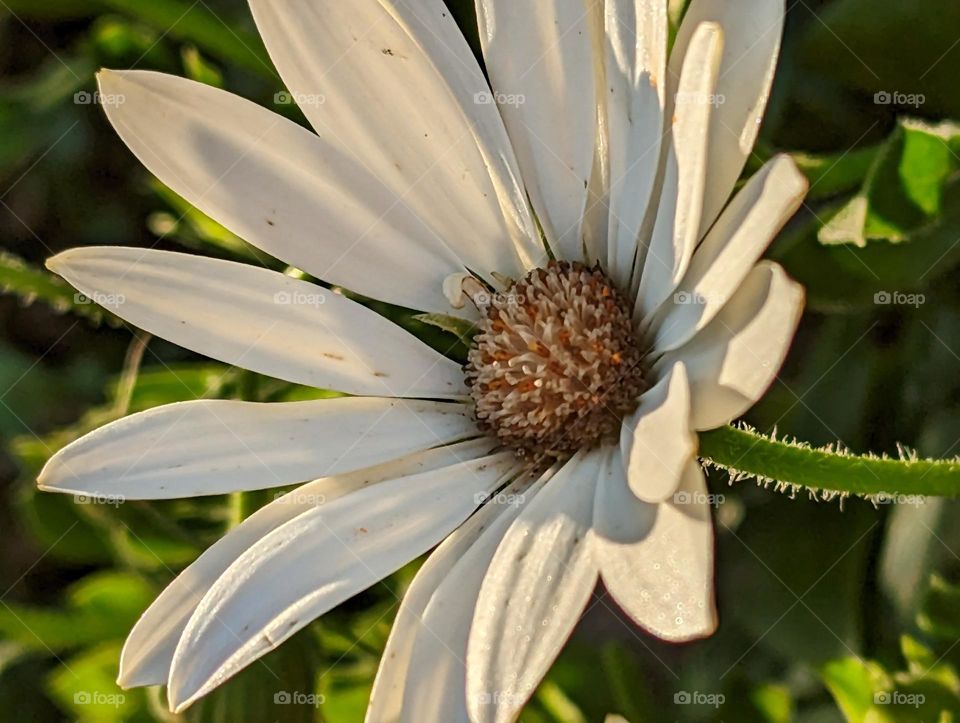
1 0 960 720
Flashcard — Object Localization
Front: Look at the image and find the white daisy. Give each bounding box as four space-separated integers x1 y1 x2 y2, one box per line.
38 0 807 720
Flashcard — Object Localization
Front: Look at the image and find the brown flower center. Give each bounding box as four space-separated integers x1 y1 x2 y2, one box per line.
465 261 648 461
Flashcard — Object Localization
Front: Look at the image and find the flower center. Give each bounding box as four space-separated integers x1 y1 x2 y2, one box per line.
465 261 648 461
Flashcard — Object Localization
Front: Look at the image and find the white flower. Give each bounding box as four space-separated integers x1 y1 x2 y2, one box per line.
38 0 806 720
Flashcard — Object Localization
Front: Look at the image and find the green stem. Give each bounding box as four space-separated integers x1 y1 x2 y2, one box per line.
699 426 960 498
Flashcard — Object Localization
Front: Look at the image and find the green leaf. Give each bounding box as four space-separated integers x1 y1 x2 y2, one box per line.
149 180 264 262
412 313 479 342
821 658 890 723
819 119 960 247
47 643 148 722
791 144 879 202
181 46 223 88
0 572 152 652
98 0 274 77
0 251 121 327
699 425 960 498
919 575 960 641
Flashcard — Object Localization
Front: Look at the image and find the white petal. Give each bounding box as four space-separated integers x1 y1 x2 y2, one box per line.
38 397 475 500
47 247 465 397
96 69 500 313
651 155 808 350
671 0 785 236
593 451 717 641
466 451 603 723
637 22 723 319
659 261 804 430
248 0 543 279
119 439 492 689
366 467 532 723
620 362 696 503
604 0 669 286
392 475 547 723
476 0 598 260
168 452 517 712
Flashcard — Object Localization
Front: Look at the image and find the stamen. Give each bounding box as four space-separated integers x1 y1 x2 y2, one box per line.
465 261 648 460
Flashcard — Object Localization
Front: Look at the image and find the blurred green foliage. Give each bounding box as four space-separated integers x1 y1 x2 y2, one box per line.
1 0 960 721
